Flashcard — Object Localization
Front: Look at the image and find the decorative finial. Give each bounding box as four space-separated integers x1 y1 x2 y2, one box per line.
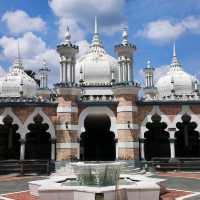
64 26 71 44
171 42 182 69
95 16 98 34
147 60 151 68
173 42 176 57
122 28 128 45
91 16 102 47
13 40 23 69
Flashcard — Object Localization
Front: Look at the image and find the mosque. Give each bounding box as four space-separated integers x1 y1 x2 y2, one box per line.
0 17 200 167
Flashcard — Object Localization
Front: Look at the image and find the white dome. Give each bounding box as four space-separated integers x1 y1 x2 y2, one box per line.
156 45 198 98
76 45 118 84
0 61 38 98
75 19 118 84
156 68 197 98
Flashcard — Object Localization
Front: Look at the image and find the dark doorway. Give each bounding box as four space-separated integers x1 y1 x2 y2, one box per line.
175 114 200 157
25 115 51 159
144 114 170 160
80 114 116 161
0 116 20 160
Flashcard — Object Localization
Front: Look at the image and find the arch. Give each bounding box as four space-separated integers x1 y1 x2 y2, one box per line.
144 114 170 160
24 107 56 139
172 105 200 132
80 114 116 161
78 106 117 137
0 108 24 138
140 106 172 138
25 114 51 159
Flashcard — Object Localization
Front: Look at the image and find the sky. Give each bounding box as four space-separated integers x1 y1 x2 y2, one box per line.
0 0 200 85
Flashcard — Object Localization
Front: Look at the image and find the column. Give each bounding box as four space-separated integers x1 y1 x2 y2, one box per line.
60 64 63 82
122 62 125 82
118 63 121 82
140 138 145 160
19 138 26 160
51 138 56 160
63 63 66 82
168 128 176 159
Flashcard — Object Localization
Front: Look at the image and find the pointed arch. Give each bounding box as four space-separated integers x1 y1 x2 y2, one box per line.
0 107 24 138
172 105 200 132
24 107 56 139
140 106 172 138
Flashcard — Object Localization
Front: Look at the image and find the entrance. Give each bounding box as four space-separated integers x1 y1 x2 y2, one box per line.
25 114 51 159
80 114 116 161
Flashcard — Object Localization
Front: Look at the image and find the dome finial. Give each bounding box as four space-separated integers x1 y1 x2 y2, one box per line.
64 26 71 44
173 42 176 57
171 42 182 69
13 40 23 69
91 16 102 47
122 28 128 45
95 16 98 34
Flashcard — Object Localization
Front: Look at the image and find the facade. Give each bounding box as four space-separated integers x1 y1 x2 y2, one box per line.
0 18 200 164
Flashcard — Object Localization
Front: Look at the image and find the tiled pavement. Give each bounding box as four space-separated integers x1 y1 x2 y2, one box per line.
0 172 200 200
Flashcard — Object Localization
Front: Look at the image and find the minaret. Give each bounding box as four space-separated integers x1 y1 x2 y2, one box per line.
144 60 155 88
57 26 79 84
39 60 50 89
143 60 157 100
115 28 136 83
113 28 140 162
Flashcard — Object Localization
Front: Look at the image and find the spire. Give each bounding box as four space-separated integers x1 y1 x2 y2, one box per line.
122 28 129 45
64 26 71 44
13 40 23 69
91 16 102 47
171 42 182 70
173 42 176 57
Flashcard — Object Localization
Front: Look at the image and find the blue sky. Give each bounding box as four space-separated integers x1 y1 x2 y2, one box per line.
0 0 200 85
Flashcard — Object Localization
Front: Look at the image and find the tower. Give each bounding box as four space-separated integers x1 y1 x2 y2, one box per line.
57 26 79 84
39 60 50 89
115 28 136 83
143 60 157 100
55 26 81 161
113 29 140 163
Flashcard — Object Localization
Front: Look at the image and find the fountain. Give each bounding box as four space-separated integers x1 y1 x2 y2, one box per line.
29 161 164 200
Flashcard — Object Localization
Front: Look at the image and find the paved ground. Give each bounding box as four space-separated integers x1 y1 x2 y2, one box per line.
153 174 200 192
0 176 47 195
0 172 199 199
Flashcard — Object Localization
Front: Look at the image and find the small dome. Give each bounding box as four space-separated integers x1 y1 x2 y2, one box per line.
156 44 198 98
0 60 38 98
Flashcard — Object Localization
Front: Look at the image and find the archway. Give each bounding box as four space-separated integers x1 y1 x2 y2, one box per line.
80 114 116 161
175 114 200 157
25 114 51 159
144 114 170 160
0 116 20 160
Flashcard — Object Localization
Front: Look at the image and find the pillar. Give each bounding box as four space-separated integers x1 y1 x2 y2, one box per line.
139 138 145 160
168 128 176 159
51 138 56 160
20 138 26 160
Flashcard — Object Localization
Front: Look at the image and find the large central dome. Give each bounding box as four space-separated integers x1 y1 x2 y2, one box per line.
75 18 118 84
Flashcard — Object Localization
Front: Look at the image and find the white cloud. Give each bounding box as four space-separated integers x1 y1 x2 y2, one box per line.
0 65 7 77
0 32 60 85
138 16 200 43
2 10 46 34
76 40 90 58
154 65 170 82
49 0 126 40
